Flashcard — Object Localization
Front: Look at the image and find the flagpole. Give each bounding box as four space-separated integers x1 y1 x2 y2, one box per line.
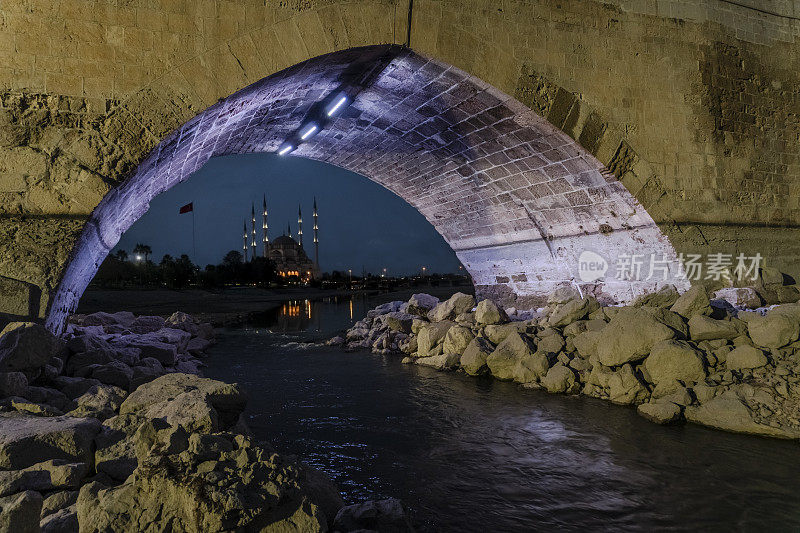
192 207 196 261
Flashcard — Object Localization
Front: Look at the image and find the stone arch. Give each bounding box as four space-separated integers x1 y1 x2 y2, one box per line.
44 45 687 332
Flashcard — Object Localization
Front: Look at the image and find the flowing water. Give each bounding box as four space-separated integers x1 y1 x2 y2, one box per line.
204 295 800 532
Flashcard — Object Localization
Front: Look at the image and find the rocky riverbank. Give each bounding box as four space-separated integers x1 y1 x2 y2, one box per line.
0 311 413 532
334 283 800 439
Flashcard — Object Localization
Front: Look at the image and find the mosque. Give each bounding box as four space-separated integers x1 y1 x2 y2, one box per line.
243 196 320 281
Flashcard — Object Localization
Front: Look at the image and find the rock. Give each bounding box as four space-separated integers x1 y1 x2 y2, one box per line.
537 331 565 354
416 321 454 357
713 287 763 308
68 385 127 419
41 490 78 517
486 332 534 380
384 312 414 333
607 364 649 405
726 345 768 370
688 315 739 341
414 353 460 370
513 351 550 384
78 434 341 532
0 460 89 497
165 311 198 335
548 297 598 328
573 330 601 358
93 414 140 481
692 383 718 404
128 315 166 334
685 391 800 439
541 365 576 393
548 285 582 305
0 491 42 533
442 326 474 355
427 292 475 322
186 337 211 356
460 338 493 376
746 305 800 348
637 401 682 424
40 504 78 533
81 311 134 328
368 301 403 319
596 307 685 366
326 336 345 346
0 322 64 374
91 361 133 390
483 323 528 345
632 285 680 308
0 414 100 469
21 386 71 412
670 285 712 318
114 336 176 366
407 293 439 316
0 372 27 398
333 498 413 533
10 399 63 417
120 373 246 429
51 376 102 400
474 299 507 325
644 340 706 386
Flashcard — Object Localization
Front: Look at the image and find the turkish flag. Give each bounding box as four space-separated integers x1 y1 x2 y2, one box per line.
179 202 193 214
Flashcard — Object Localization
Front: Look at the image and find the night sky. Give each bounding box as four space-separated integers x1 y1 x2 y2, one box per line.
112 153 462 275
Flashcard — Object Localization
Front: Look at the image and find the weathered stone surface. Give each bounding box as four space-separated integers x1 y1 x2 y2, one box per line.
537 330 565 354
573 330 601 358
460 337 493 376
487 332 534 380
416 321 454 357
483 323 528 345
670 285 712 318
384 312 414 333
746 306 800 348
0 322 64 374
407 294 439 317
40 504 78 533
333 498 413 533
0 491 42 533
633 285 680 308
128 315 166 334
427 293 475 322
68 384 127 419
91 361 133 390
0 414 100 469
474 299 507 325
726 345 768 370
414 353 460 370
41 490 78 518
513 351 550 384
607 364 649 405
548 297 598 327
637 401 682 424
644 340 706 386
0 460 88 497
442 326 474 355
713 287 762 308
541 364 576 393
688 315 739 341
685 391 800 439
596 307 684 366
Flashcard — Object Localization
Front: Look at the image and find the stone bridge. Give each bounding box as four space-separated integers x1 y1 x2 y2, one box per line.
0 0 798 332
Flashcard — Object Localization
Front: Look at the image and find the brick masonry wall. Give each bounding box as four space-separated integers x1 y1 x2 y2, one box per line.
0 0 797 327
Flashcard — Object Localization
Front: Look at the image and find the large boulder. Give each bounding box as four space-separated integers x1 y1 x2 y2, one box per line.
68 384 127 419
483 323 528 345
0 414 100 469
670 285 711 318
745 305 800 348
474 299 507 325
643 340 706 387
596 307 686 366
685 390 800 439
632 285 680 308
384 312 414 334
0 490 42 533
80 311 135 328
91 361 134 390
121 373 246 429
78 433 342 532
333 498 413 533
416 321 454 357
0 323 64 374
460 338 493 376
512 351 550 384
427 293 475 322
637 400 682 424
0 460 88 497
407 294 439 317
40 504 78 533
688 315 739 341
486 332 534 380
0 372 27 398
713 287 762 309
414 353 460 371
540 364 576 393
128 315 166 334
607 364 649 405
548 297 598 328
112 335 177 366
442 326 474 355
726 345 768 370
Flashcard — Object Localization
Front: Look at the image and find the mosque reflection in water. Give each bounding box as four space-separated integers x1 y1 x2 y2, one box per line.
246 295 360 335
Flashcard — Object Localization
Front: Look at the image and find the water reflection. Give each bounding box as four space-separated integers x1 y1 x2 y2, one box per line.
245 295 371 338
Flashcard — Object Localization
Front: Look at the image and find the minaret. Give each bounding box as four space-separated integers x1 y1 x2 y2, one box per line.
287 221 292 239
250 203 256 261
262 195 268 258
313 197 319 271
297 205 303 248
243 221 248 258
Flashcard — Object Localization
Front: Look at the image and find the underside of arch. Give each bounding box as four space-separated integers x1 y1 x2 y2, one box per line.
46 45 688 333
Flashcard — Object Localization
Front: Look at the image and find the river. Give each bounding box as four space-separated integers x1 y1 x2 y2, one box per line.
203 295 800 532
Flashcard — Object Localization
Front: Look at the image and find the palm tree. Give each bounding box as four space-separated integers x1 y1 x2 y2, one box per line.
133 243 152 262
114 249 128 261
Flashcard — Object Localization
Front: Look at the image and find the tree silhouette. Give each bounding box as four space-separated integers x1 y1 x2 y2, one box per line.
114 249 128 261
133 243 152 262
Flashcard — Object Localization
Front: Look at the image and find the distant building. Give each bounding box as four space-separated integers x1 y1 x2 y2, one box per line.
244 196 320 281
